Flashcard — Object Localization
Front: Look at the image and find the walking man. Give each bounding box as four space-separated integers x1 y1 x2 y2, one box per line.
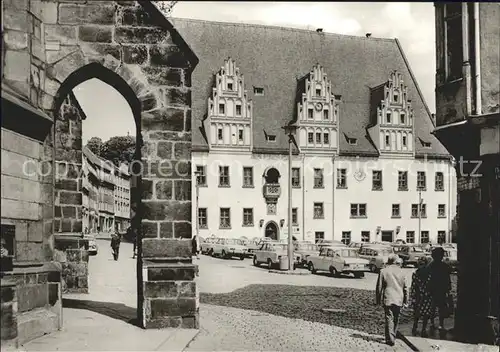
110 227 122 261
376 254 409 346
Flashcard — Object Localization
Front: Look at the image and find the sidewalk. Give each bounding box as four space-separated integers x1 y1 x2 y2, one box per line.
18 307 198 351
398 318 498 352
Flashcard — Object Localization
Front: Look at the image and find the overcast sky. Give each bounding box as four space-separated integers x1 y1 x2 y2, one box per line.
78 1 436 144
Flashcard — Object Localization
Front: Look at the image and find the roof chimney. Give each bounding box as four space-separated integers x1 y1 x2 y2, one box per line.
316 28 323 33
366 33 372 38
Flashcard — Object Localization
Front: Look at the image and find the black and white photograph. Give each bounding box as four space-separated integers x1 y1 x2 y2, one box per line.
1 1 499 351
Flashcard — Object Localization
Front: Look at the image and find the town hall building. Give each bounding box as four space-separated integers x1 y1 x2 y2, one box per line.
172 18 457 244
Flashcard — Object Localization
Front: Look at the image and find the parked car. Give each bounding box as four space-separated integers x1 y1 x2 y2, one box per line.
294 242 319 266
88 238 98 256
246 237 274 256
348 242 364 249
253 242 301 269
212 238 247 260
307 246 369 278
443 247 458 272
201 237 218 255
396 244 427 267
316 240 346 248
358 245 394 272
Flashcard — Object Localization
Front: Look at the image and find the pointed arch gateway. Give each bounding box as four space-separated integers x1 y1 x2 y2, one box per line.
40 0 199 330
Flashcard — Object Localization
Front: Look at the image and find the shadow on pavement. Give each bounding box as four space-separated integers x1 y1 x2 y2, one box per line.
350 333 386 344
63 298 139 327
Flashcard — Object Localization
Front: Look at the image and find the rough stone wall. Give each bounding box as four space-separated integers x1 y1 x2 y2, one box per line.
5 0 198 328
53 235 88 293
0 279 17 346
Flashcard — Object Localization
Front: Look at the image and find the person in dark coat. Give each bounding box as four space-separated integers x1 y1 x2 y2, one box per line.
427 247 453 331
110 230 121 261
192 235 199 259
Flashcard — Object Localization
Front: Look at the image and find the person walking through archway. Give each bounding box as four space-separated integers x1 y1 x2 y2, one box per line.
428 247 453 332
410 256 433 336
376 254 409 346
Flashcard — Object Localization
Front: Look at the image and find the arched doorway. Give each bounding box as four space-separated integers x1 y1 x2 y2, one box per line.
265 221 279 240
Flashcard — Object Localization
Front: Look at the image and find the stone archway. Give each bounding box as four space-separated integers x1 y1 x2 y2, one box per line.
265 221 279 241
26 1 198 329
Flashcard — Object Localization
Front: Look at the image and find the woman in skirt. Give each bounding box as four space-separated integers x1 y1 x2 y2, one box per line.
410 256 434 336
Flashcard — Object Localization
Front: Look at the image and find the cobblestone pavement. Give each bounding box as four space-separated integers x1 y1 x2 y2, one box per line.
186 304 412 352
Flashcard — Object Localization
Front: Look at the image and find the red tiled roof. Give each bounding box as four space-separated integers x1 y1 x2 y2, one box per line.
171 18 450 158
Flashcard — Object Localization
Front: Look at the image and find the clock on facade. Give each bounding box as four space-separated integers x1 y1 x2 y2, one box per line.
314 102 323 111
354 169 366 182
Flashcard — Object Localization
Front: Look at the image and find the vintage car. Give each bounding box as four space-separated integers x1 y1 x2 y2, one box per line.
294 242 319 266
443 248 458 272
246 237 274 256
348 242 364 249
316 239 346 248
200 236 218 255
358 245 394 272
253 242 301 269
396 244 427 267
88 238 98 256
307 246 369 278
211 238 248 260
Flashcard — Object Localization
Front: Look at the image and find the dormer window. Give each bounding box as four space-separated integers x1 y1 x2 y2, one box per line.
316 88 321 97
308 109 314 119
227 83 233 91
323 110 329 120
266 134 276 142
219 103 225 115
254 87 264 96
422 141 431 148
386 112 392 123
400 113 405 124
236 105 242 116
347 137 357 145
218 128 223 141
385 135 390 147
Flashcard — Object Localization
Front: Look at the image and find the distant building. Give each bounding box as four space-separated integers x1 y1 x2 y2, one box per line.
82 147 131 234
433 3 499 345
173 19 457 245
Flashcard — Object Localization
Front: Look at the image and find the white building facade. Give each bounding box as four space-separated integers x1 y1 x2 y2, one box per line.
176 19 457 244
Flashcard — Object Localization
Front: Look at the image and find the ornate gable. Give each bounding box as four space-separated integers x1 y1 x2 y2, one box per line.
207 58 253 152
368 71 415 157
295 64 340 154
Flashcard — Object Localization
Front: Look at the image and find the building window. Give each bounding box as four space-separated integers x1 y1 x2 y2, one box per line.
323 132 329 145
386 112 391 124
435 172 444 191
218 128 223 141
316 132 321 144
308 132 314 143
313 168 324 188
444 3 463 81
406 231 415 244
236 104 242 116
385 135 390 147
420 231 429 244
308 109 314 119
337 168 347 188
196 165 207 186
292 168 301 188
398 171 408 191
266 134 276 142
411 204 427 218
238 129 244 142
417 171 426 191
347 137 357 145
220 208 231 228
243 208 254 226
438 204 446 218
219 103 225 115
219 166 230 187
402 135 407 147
438 231 446 244
323 110 329 120
400 113 405 124
198 208 207 229
292 208 298 225
243 167 253 187
393 93 399 103
313 202 324 219
342 231 351 245
372 170 382 190
350 203 367 218
315 231 324 243
227 83 233 91
316 88 321 97
254 87 264 95
392 204 401 218
361 231 370 242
